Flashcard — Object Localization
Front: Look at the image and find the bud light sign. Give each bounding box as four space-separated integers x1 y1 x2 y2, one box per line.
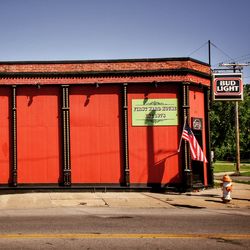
213 73 243 101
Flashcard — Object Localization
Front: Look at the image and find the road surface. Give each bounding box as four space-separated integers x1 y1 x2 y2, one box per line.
0 207 249 249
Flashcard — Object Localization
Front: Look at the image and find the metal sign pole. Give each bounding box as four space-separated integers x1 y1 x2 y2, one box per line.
214 63 248 175
213 59 249 175
235 101 240 174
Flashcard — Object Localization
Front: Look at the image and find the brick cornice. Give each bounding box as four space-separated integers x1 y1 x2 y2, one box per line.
0 58 210 74
0 68 210 78
0 58 211 87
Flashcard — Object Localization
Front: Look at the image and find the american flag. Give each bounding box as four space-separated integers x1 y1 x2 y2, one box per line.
181 124 208 163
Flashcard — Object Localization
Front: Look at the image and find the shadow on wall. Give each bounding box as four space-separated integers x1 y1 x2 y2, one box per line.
145 109 179 189
147 150 180 189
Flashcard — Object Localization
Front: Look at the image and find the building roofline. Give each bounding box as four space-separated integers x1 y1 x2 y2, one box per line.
0 57 209 66
0 68 211 79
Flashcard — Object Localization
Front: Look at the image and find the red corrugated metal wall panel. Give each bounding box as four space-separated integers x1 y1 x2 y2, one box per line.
0 87 11 184
128 85 181 184
189 87 207 185
70 85 122 183
17 87 61 184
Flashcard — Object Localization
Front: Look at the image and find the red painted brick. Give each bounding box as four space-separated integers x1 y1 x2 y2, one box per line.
0 58 210 86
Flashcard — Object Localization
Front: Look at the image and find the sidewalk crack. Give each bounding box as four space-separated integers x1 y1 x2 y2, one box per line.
102 198 109 207
142 193 176 208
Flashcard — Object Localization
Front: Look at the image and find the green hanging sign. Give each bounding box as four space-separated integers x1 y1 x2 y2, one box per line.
132 98 178 126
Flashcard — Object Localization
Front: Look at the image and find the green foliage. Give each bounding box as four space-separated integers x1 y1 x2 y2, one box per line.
239 84 250 159
210 85 250 160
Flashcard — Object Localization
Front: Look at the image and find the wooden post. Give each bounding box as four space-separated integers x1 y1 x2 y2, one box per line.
235 101 240 174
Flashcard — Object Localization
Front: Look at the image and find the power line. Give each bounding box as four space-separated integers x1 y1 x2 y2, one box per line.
212 56 250 68
187 41 250 71
210 42 234 61
224 53 250 63
188 41 208 57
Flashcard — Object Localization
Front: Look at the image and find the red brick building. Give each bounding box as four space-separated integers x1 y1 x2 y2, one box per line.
0 57 212 190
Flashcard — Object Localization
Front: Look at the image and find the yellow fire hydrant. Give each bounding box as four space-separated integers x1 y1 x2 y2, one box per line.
221 174 233 203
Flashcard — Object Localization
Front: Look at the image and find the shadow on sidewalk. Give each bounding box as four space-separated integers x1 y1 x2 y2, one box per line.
205 199 223 204
170 204 206 209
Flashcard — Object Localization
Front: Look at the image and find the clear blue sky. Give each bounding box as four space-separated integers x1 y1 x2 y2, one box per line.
0 0 249 83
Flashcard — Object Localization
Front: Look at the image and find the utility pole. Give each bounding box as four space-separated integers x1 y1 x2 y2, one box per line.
235 100 240 174
233 64 240 175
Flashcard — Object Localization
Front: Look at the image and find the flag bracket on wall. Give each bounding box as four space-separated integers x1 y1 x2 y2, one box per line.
178 118 208 163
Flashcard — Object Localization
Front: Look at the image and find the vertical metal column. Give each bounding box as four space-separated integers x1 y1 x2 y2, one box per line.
205 86 214 186
62 85 71 186
12 85 18 187
122 83 130 186
181 82 192 190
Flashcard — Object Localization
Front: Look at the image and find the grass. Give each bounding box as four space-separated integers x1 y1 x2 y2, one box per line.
213 161 250 173
213 161 250 185
232 180 250 185
238 171 250 177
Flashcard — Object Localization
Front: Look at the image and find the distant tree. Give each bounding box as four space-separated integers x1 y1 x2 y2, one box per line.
210 84 250 161
239 84 250 160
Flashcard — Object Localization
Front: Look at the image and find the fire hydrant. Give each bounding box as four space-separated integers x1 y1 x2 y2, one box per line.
221 174 233 203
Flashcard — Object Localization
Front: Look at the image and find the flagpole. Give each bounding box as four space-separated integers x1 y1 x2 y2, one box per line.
178 116 187 152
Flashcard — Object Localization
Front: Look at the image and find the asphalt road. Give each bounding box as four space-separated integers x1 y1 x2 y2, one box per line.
0 207 249 249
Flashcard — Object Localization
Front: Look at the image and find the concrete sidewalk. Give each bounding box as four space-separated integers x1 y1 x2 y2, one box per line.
0 182 249 210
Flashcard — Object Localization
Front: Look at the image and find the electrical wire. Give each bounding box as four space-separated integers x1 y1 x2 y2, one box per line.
212 49 250 67
210 42 234 62
187 41 250 72
188 41 208 57
224 53 250 63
